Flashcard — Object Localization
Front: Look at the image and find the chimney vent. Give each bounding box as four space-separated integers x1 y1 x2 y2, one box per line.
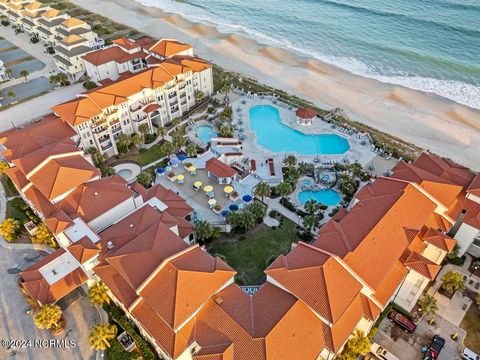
106 241 114 250
129 224 134 228
214 296 223 305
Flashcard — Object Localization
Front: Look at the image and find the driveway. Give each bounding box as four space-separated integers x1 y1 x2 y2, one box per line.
373 312 465 360
0 248 97 360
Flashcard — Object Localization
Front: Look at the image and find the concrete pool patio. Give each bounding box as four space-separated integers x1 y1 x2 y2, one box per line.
232 96 377 168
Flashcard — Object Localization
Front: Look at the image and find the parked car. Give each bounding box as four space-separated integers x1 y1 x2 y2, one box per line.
387 310 416 333
371 343 400 360
423 335 445 360
462 347 480 360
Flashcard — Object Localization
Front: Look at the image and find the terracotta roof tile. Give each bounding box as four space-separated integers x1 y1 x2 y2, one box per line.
295 107 317 119
404 252 441 280
467 174 480 197
149 39 192 58
67 236 100 263
266 243 363 324
44 210 73 235
205 158 237 178
422 228 456 252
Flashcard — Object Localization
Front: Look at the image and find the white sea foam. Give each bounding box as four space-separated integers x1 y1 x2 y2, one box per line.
136 0 480 110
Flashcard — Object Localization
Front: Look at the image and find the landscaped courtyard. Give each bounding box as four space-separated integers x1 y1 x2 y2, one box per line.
208 219 299 285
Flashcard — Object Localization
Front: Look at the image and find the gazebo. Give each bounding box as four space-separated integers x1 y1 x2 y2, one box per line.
295 107 317 126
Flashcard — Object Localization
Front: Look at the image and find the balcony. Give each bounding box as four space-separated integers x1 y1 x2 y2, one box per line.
133 115 148 123
101 141 113 151
93 125 109 135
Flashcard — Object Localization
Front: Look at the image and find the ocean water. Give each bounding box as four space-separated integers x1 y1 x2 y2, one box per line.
136 0 480 109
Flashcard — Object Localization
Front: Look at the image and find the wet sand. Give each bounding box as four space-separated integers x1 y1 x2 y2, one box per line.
71 0 480 169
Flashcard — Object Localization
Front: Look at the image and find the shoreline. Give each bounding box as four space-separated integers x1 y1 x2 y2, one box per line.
70 0 480 170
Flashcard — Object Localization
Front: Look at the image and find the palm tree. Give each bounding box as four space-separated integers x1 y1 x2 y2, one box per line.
298 162 310 175
57 72 69 86
158 126 167 140
137 172 152 188
34 304 63 331
89 323 117 350
219 125 233 137
5 67 12 80
185 142 197 157
441 271 465 294
338 330 371 360
88 282 110 307
130 133 142 148
160 141 174 157
172 132 186 150
303 214 318 232
116 133 131 151
254 182 271 203
171 118 181 131
20 69 29 81
417 294 438 316
138 123 150 138
283 155 297 168
304 199 321 216
226 212 241 230
6 91 16 101
247 202 266 222
194 90 204 102
49 74 59 85
0 218 20 242
240 211 256 231
277 181 293 202
195 220 214 243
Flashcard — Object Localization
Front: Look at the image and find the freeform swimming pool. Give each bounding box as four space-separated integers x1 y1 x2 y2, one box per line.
118 169 133 179
298 189 341 206
195 125 218 144
249 105 349 154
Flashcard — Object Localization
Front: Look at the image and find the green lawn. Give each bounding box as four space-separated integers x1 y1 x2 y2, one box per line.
209 219 299 285
460 303 480 354
119 145 165 166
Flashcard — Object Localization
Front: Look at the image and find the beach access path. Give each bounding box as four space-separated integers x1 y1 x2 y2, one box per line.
70 0 480 170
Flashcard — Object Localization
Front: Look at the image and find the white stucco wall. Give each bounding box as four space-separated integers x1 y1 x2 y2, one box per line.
454 222 479 255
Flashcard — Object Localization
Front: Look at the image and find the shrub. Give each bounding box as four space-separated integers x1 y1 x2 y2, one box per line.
104 304 156 360
269 210 278 218
83 80 97 90
207 106 215 114
1 20 10 26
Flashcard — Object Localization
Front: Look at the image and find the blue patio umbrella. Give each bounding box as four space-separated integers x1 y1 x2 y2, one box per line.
178 154 187 162
156 167 166 174
242 194 253 203
170 158 179 166
229 204 239 212
221 210 229 218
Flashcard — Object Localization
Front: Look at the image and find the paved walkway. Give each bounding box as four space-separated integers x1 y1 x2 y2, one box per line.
266 197 302 226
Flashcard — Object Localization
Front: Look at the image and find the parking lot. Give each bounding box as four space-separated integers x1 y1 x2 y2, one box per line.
373 309 466 360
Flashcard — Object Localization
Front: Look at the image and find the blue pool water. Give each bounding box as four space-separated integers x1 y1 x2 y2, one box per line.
249 105 349 155
195 125 218 144
303 180 312 187
298 189 341 206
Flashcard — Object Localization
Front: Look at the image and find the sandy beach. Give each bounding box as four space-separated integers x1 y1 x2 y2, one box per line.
71 0 480 169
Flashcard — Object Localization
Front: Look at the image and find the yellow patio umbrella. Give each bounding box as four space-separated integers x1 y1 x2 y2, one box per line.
194 181 202 188
224 185 234 194
204 185 214 192
188 165 196 172
208 199 217 206
177 174 185 181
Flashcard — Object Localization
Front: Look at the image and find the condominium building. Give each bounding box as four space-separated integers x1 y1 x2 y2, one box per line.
52 54 213 157
0 0 104 80
2 113 480 360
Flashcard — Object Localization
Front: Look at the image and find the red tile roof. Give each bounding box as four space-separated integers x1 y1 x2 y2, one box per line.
422 228 456 252
404 252 441 280
67 236 100 263
205 158 237 178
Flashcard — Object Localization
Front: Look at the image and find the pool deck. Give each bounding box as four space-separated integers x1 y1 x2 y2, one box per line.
232 97 377 169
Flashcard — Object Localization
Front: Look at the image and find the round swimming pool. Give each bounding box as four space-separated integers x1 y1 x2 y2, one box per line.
303 180 312 187
118 169 133 179
298 189 341 206
195 125 218 144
